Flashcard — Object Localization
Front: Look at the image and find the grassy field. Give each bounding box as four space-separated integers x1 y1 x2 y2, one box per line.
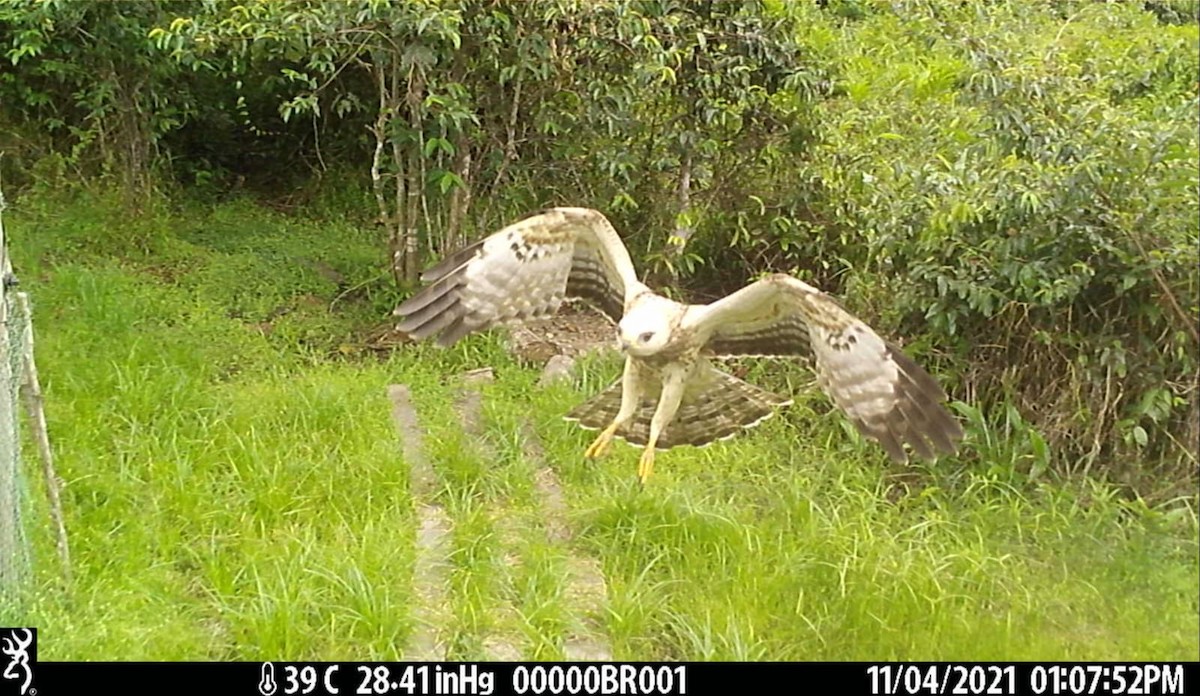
4 192 1198 660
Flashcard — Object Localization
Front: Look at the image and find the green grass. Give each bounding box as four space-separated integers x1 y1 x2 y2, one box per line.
3 191 1197 660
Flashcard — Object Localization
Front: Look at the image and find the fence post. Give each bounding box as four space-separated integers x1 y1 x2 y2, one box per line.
0 182 26 607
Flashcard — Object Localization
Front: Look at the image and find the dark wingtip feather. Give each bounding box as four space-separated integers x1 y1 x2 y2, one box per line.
435 316 476 347
887 343 963 461
861 421 908 463
395 281 461 331
925 408 965 455
887 342 949 402
847 344 964 463
420 238 485 283
394 262 473 346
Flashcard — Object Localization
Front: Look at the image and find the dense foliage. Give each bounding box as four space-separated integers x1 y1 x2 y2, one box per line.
2 0 1196 491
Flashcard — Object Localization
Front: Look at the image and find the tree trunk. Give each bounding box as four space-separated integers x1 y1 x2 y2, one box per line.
672 150 694 253
376 56 409 287
369 60 405 285
402 64 427 285
445 137 472 253
663 149 695 286
487 70 523 213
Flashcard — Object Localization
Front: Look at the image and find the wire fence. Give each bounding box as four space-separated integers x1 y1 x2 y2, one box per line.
0 186 31 614
0 319 29 608
0 183 70 618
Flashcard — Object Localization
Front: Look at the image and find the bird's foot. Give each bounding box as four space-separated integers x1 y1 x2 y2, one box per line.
584 423 619 459
636 446 655 485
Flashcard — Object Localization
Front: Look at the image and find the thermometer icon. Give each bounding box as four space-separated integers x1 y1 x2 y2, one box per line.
259 662 277 696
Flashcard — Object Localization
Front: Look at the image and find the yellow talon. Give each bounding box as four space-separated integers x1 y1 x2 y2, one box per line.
637 446 655 484
584 422 620 459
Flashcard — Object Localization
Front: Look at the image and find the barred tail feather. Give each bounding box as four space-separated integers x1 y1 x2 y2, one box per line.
564 378 627 432
565 367 792 449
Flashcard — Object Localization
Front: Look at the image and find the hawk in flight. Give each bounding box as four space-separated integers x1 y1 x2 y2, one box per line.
394 208 962 483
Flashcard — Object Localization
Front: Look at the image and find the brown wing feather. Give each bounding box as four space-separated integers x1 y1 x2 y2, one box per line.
704 313 812 358
394 208 638 346
692 273 964 462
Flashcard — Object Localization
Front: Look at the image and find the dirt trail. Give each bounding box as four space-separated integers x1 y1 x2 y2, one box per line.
520 416 614 661
387 384 452 661
388 355 613 661
453 368 524 661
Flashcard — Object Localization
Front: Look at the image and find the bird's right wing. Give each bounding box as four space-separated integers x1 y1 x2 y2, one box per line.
394 207 640 346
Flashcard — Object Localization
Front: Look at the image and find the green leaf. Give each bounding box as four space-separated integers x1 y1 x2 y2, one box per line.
1028 429 1049 479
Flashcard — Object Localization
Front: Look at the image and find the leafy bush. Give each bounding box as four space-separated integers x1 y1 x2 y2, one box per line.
757 3 1198 492
0 0 199 194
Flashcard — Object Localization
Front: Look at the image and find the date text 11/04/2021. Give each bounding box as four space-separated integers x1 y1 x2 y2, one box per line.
867 664 1186 696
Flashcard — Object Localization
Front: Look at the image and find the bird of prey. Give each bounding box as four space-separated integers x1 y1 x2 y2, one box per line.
394 207 963 483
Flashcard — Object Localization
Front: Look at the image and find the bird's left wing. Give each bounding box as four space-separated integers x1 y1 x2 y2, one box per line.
394 207 639 347
687 273 963 462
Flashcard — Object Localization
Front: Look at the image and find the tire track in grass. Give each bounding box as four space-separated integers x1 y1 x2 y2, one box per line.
453 368 524 661
524 359 613 661
387 384 451 661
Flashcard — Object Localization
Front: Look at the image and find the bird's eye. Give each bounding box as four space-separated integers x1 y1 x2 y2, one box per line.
639 331 655 343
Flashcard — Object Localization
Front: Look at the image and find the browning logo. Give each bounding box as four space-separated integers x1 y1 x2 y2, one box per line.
0 628 35 696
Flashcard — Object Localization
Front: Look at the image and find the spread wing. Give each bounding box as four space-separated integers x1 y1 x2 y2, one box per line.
394 207 639 346
688 273 963 462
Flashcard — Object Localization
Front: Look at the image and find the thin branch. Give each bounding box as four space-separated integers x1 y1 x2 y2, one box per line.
489 69 524 198
330 269 390 311
311 32 375 95
312 107 327 173
391 53 408 284
1095 188 1199 346
16 292 71 588
369 60 390 226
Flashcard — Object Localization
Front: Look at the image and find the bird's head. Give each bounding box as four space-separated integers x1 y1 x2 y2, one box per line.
617 296 674 357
